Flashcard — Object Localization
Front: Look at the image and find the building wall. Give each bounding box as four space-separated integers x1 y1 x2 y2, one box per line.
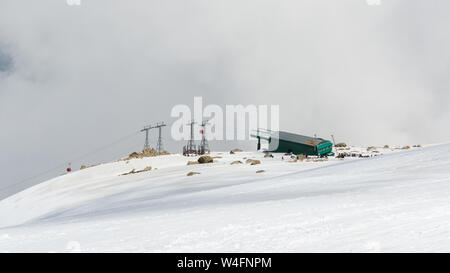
268 139 333 156
269 139 317 155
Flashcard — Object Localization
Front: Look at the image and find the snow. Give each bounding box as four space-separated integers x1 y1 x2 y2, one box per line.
1 144 450 252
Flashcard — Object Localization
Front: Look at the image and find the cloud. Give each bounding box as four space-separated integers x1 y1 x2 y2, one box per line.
0 0 450 198
0 49 12 73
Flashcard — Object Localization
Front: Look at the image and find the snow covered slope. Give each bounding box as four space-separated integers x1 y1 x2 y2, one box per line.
1 144 450 252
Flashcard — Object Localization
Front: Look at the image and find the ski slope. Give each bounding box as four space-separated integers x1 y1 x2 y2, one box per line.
1 144 450 252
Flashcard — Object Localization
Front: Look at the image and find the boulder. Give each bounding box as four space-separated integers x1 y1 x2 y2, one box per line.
198 156 214 164
335 142 347 147
251 160 261 165
245 159 261 165
187 161 199 165
142 166 152 172
187 171 200 176
127 152 141 159
142 147 158 157
230 160 243 165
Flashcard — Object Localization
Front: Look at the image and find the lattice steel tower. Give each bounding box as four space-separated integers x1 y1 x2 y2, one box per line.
141 125 153 149
154 122 166 153
183 120 197 156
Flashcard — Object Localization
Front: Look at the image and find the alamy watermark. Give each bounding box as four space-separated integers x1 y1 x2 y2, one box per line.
171 97 279 143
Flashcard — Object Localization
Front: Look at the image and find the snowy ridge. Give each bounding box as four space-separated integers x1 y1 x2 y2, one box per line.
1 145 450 252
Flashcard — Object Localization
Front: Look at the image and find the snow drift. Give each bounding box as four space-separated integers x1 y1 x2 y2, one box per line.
0 144 450 252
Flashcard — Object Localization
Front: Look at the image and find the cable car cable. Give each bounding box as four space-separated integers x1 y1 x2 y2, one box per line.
0 130 141 195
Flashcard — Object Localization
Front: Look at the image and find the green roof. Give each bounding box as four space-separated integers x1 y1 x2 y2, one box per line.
252 129 331 147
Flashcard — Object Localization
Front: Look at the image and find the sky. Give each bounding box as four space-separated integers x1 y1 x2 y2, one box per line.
1 0 450 199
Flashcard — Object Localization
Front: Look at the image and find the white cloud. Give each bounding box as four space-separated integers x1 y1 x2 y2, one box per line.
1 0 449 198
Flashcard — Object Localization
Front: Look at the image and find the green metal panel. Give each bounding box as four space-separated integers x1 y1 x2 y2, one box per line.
316 141 333 156
269 139 317 155
252 129 334 156
269 139 333 156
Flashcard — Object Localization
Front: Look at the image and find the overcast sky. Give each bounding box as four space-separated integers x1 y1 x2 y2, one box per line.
1 0 450 199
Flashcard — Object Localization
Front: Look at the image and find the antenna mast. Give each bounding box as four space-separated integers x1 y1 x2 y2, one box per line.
331 134 336 146
199 120 210 155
